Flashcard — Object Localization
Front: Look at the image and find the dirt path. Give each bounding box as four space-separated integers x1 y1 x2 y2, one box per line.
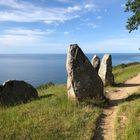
93 73 140 140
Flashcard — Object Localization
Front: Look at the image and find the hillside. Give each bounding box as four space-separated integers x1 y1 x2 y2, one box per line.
0 62 140 140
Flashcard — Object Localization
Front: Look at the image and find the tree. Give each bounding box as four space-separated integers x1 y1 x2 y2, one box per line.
125 0 140 32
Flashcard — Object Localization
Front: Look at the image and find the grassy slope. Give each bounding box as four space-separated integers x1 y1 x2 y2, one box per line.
0 62 140 140
114 63 140 140
113 62 140 84
115 92 140 140
0 85 101 140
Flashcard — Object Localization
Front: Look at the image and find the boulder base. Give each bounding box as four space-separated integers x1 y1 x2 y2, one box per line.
66 44 104 101
0 80 38 105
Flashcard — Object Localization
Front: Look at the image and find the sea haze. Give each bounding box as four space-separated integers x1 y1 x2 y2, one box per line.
0 53 140 87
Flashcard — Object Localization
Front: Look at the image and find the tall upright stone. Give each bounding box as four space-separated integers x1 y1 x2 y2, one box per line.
66 44 104 101
98 54 114 86
91 55 100 73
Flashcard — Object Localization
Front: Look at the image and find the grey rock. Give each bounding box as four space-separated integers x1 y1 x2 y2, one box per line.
91 55 100 73
0 80 38 105
66 44 104 101
98 54 114 86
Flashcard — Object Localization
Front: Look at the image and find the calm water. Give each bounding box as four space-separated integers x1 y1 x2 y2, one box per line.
0 53 140 86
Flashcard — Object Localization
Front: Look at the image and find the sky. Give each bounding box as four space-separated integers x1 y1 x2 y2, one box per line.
0 0 140 54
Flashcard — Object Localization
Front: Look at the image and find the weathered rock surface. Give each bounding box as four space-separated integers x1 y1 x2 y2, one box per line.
0 80 38 105
91 55 100 73
66 44 104 101
98 54 114 86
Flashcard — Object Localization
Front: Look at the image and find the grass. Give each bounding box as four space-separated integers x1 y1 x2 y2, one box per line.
108 62 140 140
1 62 140 140
115 91 140 140
113 62 140 84
106 62 140 92
0 85 101 140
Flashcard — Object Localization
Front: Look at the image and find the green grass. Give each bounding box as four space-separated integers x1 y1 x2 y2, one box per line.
1 62 140 140
0 85 101 140
113 62 140 84
115 91 140 140
108 62 140 140
106 62 140 92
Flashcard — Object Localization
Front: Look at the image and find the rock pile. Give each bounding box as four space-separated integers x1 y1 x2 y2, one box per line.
0 80 38 105
66 44 104 101
98 54 114 86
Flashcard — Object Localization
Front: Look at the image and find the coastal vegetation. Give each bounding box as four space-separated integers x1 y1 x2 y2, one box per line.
0 85 101 140
113 63 140 140
113 62 140 84
0 62 140 140
115 91 140 140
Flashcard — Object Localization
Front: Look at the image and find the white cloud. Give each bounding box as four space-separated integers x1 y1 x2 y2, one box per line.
4 28 54 36
0 0 97 23
0 28 54 46
67 6 81 13
0 8 69 23
85 4 96 10
44 20 55 24
64 31 70 35
91 35 140 53
0 0 74 23
0 0 38 10
0 34 38 46
87 23 98 29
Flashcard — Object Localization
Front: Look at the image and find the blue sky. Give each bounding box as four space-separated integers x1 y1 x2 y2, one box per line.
0 0 140 54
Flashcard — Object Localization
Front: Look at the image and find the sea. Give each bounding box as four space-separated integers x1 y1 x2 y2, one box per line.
0 53 140 87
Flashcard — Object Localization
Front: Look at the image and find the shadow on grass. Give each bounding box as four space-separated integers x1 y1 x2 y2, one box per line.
125 93 140 102
92 113 105 140
105 93 140 108
39 94 55 100
113 83 140 88
92 84 140 140
0 94 55 107
92 94 140 140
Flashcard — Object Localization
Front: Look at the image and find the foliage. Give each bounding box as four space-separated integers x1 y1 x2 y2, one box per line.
125 0 140 32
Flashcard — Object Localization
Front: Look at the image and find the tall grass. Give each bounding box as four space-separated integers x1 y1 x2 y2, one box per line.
113 62 140 84
115 92 140 140
0 85 101 140
112 62 140 140
1 62 140 140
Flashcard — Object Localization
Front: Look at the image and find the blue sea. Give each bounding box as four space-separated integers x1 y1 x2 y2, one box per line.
0 53 140 87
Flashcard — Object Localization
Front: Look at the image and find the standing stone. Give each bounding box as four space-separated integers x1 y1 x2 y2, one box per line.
98 54 114 86
91 55 100 73
0 80 38 105
66 44 104 101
